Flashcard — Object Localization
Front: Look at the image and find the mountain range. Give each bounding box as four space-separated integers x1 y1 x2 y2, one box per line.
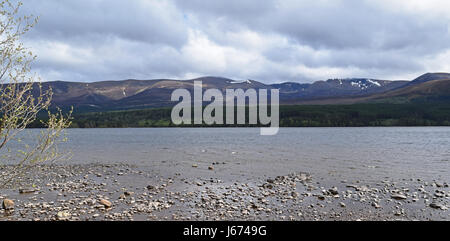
36 72 450 112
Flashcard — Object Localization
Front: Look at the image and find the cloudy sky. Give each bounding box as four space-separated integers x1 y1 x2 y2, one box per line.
19 0 450 83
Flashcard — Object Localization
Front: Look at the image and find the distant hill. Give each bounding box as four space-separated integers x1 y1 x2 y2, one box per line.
408 73 450 85
286 75 450 105
275 78 407 100
15 72 449 112
368 77 450 103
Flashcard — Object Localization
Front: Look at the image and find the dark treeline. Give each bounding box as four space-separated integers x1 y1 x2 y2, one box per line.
28 102 450 128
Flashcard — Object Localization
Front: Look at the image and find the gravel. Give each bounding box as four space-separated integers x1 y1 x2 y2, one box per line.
0 164 448 221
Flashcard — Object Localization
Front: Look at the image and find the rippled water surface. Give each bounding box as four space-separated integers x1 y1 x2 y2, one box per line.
5 127 450 183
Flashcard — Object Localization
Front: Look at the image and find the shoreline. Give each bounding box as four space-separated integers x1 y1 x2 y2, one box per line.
1 163 448 221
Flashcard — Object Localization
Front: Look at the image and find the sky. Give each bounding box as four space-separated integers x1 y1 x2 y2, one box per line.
18 0 450 83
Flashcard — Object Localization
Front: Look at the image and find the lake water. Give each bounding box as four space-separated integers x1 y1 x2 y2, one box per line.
4 127 450 184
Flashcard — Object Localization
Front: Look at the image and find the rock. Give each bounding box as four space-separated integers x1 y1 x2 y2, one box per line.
208 166 214 171
57 211 71 220
149 201 161 209
391 194 407 200
124 191 134 196
297 173 310 182
19 188 37 194
147 185 155 190
329 187 339 195
358 186 370 192
317 195 325 201
192 164 198 168
346 184 359 190
2 199 14 210
99 199 112 208
430 203 447 210
267 179 275 184
434 192 445 198
372 202 381 209
339 202 346 208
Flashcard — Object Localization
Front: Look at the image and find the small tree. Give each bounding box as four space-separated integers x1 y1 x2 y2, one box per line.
0 1 72 187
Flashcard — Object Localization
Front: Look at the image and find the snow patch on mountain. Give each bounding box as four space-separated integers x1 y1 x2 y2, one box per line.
351 80 369 90
229 79 253 84
367 79 381 87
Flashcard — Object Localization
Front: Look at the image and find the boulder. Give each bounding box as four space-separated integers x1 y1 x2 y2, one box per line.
2 199 14 210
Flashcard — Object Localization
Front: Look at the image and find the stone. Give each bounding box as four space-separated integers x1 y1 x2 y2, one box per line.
430 203 447 210
2 199 14 210
372 202 381 209
57 211 71 220
434 192 445 198
329 187 339 195
358 186 370 192
192 164 198 168
208 166 214 171
391 194 407 200
19 188 37 194
124 191 134 196
339 202 346 208
99 199 112 208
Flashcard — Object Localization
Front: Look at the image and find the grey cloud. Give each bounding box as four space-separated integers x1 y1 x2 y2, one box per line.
263 45 424 71
14 0 450 83
175 0 277 20
178 0 450 52
22 0 189 48
174 0 450 80
30 39 188 82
